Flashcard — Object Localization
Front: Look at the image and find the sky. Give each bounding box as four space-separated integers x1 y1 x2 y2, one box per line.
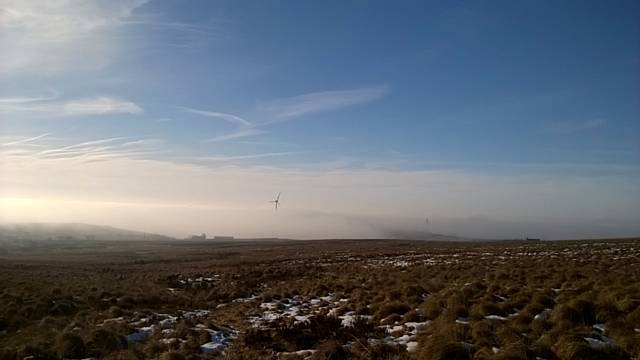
1 0 639 239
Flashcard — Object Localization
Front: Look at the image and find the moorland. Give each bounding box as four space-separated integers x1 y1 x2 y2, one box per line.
1 237 639 360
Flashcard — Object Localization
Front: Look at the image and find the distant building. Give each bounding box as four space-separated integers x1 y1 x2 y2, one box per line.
525 237 541 241
213 236 234 241
190 233 206 241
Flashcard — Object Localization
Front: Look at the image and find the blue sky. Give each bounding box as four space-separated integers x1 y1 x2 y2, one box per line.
1 0 639 238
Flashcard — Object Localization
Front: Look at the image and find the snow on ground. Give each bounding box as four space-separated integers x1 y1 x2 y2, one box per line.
200 328 238 356
277 349 317 359
248 293 342 328
122 310 210 344
241 293 431 353
534 309 552 321
339 311 373 327
593 323 606 333
406 341 419 352
100 308 237 355
125 326 154 343
368 319 431 351
279 242 640 270
584 335 617 350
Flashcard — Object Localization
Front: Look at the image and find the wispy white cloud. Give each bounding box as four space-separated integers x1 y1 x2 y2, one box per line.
179 107 252 127
197 152 295 162
0 94 143 117
184 85 388 144
120 138 163 147
41 137 130 152
64 97 143 115
0 90 59 104
262 85 389 120
1 133 49 146
201 127 266 143
0 0 150 75
6 136 165 163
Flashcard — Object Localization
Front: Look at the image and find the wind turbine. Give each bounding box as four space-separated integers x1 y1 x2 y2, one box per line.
268 192 281 211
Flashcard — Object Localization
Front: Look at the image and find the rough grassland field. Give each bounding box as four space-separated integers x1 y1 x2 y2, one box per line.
1 238 639 360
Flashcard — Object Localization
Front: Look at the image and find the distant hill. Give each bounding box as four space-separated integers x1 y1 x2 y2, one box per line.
0 223 173 242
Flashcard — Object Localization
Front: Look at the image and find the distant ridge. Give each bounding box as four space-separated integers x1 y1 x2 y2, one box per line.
0 222 173 242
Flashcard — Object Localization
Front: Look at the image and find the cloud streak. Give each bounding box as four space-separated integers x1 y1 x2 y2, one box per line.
200 127 266 143
182 85 389 144
0 0 150 75
0 90 59 104
179 107 252 127
1 133 49 146
0 94 143 117
262 85 389 120
197 152 295 162
63 97 143 115
7 136 167 164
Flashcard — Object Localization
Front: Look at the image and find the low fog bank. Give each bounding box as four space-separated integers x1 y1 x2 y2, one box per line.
2 157 639 241
1 208 638 241
0 222 172 242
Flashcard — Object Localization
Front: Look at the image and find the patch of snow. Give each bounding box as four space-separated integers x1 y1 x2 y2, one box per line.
389 325 404 333
232 295 258 303
395 334 415 344
485 315 507 321
260 302 279 310
320 293 336 302
406 341 419 352
159 316 177 329
404 320 431 332
182 309 209 319
339 313 372 327
126 326 154 343
593 323 606 333
493 294 508 302
160 338 179 345
278 349 317 358
200 329 236 355
327 308 341 316
534 309 551 321
294 315 312 323
99 316 125 326
584 336 615 350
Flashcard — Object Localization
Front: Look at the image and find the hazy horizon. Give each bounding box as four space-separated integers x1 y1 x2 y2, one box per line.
1 0 639 240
